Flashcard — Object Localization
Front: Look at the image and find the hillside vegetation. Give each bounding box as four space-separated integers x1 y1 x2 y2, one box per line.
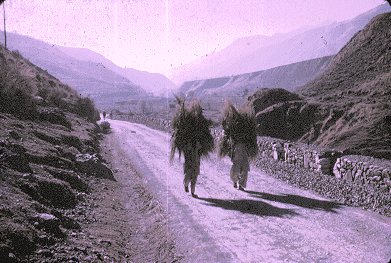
249 12 391 159
0 45 99 121
0 32 146 110
0 44 111 261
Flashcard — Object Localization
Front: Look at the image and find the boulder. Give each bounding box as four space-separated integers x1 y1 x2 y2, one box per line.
99 121 111 134
32 213 64 238
76 154 114 180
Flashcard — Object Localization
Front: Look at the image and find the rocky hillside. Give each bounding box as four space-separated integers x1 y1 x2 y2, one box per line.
0 45 116 261
249 12 391 159
0 32 146 110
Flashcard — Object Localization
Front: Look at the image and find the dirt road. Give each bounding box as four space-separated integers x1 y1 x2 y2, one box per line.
106 119 391 263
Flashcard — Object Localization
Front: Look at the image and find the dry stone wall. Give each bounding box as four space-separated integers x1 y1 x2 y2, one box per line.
333 156 391 193
255 137 337 174
114 114 391 193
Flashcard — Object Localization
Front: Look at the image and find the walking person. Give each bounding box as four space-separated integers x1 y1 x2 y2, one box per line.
218 101 258 191
230 142 250 190
183 141 202 197
170 97 214 198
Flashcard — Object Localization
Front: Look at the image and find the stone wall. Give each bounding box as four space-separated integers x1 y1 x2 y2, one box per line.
255 137 338 174
114 114 391 193
333 155 391 193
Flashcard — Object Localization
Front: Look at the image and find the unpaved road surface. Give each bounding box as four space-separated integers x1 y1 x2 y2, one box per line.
107 119 391 263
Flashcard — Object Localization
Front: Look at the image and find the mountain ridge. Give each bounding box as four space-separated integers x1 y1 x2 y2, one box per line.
177 55 333 113
172 4 391 85
57 46 177 97
0 31 147 110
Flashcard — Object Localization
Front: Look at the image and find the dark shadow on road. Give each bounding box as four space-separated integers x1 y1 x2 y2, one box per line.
198 197 298 218
246 191 343 213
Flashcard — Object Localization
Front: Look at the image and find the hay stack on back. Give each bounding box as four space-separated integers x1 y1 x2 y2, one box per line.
218 101 258 159
170 97 214 161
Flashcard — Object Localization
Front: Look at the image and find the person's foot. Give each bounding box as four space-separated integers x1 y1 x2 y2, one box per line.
233 182 238 188
184 186 189 193
191 193 198 198
238 186 245 191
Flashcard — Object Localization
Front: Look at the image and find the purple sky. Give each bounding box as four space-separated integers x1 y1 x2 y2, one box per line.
2 0 384 76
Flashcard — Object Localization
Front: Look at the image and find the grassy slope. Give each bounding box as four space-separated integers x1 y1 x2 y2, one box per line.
0 45 102 261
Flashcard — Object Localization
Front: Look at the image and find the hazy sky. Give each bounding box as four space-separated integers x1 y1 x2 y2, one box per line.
2 0 384 76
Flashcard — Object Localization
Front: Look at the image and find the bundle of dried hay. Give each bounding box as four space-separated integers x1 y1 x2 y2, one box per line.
218 101 258 159
170 97 214 162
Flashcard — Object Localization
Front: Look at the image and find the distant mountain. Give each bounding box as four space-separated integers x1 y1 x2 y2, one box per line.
0 32 146 110
172 4 391 85
170 28 305 85
179 55 332 96
58 46 177 97
178 55 332 110
250 11 391 158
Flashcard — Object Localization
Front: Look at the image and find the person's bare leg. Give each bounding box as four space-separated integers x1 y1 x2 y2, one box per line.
190 173 198 198
184 173 191 193
238 169 248 190
230 166 238 188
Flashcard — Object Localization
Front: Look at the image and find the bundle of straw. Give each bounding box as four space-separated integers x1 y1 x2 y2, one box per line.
218 101 258 159
170 97 214 161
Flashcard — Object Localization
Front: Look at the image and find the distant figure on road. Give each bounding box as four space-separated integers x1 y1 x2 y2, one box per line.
102 111 106 120
170 97 214 198
218 102 258 191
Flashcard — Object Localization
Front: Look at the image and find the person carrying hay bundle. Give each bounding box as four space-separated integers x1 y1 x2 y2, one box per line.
170 97 214 198
218 101 258 191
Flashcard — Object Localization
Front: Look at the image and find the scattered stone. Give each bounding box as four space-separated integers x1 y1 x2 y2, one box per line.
99 239 112 246
84 255 94 261
48 168 89 193
37 248 54 257
76 154 114 180
33 213 64 238
61 146 79 161
37 107 72 129
32 96 45 105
